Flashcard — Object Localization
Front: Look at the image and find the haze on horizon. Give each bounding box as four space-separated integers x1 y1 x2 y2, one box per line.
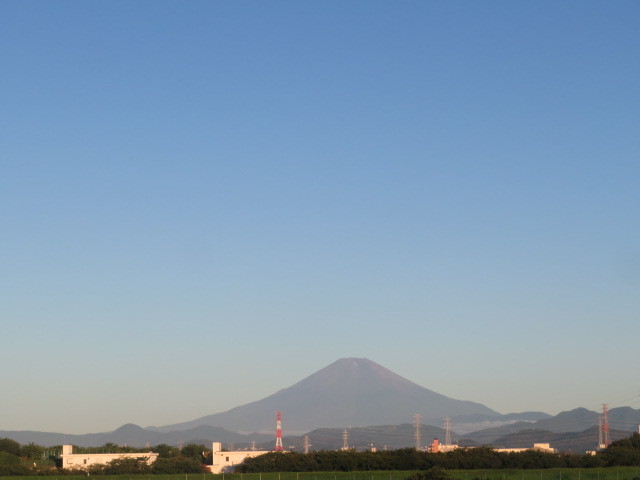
1 1 638 435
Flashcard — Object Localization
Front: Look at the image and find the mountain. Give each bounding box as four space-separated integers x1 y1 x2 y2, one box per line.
458 421 534 444
153 357 499 433
426 411 551 435
462 406 640 449
0 424 272 448
488 426 633 453
527 407 600 433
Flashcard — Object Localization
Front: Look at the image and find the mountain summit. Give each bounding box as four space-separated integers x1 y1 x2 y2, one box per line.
155 357 498 433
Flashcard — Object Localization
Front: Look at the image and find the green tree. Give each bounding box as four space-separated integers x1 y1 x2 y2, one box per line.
152 443 181 458
181 443 208 462
600 433 640 466
406 466 456 480
152 456 205 474
0 451 20 466
103 457 152 474
0 463 31 476
0 439 20 457
19 442 44 460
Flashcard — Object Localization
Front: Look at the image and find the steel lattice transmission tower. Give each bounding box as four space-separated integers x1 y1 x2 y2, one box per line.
303 435 310 454
443 417 452 446
602 404 611 447
598 416 604 448
342 429 349 450
413 414 422 450
275 411 284 451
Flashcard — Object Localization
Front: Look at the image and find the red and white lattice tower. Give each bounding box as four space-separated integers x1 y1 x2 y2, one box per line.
275 411 284 451
602 404 611 447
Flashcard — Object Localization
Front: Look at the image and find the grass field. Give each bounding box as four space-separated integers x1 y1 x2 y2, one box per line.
3 468 640 480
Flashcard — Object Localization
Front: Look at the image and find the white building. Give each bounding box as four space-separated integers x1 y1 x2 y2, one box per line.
60 445 159 470
208 442 271 473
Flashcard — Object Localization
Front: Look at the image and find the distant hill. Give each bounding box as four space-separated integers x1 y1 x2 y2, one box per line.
488 426 633 453
461 406 640 452
0 412 547 450
284 408 640 453
2 407 638 452
528 407 600 433
4 358 639 452
428 411 551 435
256 423 448 451
0 423 271 448
153 357 498 433
458 420 534 444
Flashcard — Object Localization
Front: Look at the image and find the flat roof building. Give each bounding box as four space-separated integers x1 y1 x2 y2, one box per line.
60 445 159 470
494 443 556 453
208 442 270 473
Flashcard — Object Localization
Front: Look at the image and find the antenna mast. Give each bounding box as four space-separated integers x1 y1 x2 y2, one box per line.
275 411 284 451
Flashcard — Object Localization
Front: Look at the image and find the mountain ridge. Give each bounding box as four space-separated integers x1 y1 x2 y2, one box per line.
461 406 640 444
3 358 639 453
1 407 638 452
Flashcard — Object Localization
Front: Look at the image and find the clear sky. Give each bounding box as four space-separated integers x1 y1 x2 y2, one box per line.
1 1 639 435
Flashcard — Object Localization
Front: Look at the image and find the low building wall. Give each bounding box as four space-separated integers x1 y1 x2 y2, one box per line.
60 445 159 470
494 443 556 453
208 442 270 473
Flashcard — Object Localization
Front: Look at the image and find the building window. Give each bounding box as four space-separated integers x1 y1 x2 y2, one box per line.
226 457 229 462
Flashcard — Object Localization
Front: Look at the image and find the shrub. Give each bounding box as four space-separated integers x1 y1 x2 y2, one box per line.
406 466 456 480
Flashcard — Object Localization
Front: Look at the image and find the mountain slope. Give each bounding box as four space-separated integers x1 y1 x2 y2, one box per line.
155 357 498 433
489 426 633 453
426 411 550 435
256 423 448 451
0 424 272 448
462 407 640 445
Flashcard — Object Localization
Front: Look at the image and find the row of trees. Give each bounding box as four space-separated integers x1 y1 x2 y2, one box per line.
0 438 52 460
0 438 208 476
75 456 206 475
2 433 639 476
236 434 640 472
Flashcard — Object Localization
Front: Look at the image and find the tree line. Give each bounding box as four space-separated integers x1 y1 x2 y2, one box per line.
236 433 640 472
1 433 639 476
0 438 208 476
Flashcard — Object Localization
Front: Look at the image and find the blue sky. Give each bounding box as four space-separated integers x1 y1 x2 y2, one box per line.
1 1 639 434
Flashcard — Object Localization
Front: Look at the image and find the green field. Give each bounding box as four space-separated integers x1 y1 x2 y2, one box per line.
3 468 640 480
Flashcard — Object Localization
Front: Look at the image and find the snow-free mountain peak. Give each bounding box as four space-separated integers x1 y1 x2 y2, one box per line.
154 357 498 433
